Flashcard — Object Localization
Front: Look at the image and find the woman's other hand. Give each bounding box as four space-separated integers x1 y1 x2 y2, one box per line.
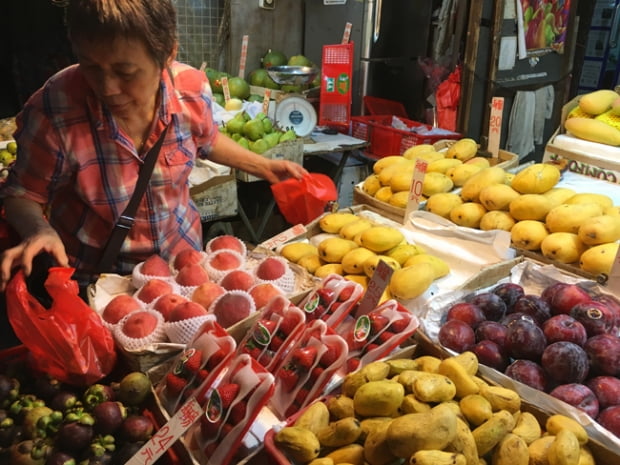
263 159 309 184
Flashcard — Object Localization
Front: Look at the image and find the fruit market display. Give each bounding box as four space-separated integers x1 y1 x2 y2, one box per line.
437 278 620 440
563 89 620 146
270 352 605 465
0 355 157 465
220 110 297 154
280 211 451 301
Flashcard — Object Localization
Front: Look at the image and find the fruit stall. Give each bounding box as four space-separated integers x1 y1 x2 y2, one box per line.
5 72 620 465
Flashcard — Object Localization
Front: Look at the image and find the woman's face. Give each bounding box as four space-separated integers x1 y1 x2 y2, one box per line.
74 36 169 118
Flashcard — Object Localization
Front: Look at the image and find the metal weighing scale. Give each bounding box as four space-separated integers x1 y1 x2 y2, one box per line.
266 66 319 137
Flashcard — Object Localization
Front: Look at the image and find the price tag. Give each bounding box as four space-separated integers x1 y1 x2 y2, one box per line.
606 247 620 295
355 260 394 317
262 89 272 114
221 76 231 103
342 22 352 44
404 158 428 223
259 224 307 250
488 97 504 158
125 398 202 465
238 35 249 79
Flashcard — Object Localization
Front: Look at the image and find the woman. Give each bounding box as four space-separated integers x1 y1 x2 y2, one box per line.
0 0 307 292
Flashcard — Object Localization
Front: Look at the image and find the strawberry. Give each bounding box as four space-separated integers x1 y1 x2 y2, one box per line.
217 383 240 409
196 368 210 383
165 373 187 397
369 313 390 334
377 330 395 344
269 334 284 351
294 387 310 406
292 346 317 369
347 357 361 372
221 423 234 436
200 416 222 437
229 400 247 424
206 348 226 370
317 288 336 304
318 341 340 367
184 349 203 374
310 365 324 381
337 285 355 302
257 318 278 337
278 312 298 336
278 367 299 391
258 351 273 366
389 316 410 333
364 342 381 354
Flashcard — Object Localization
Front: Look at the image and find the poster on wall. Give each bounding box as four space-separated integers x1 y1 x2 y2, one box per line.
516 0 571 59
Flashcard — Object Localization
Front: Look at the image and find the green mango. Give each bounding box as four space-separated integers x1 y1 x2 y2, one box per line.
243 119 265 141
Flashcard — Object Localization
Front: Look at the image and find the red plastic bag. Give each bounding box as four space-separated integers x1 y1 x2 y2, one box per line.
5 267 117 386
436 65 462 132
271 173 338 225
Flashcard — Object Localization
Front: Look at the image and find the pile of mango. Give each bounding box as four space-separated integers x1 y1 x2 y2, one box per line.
423 161 620 277
280 212 450 301
273 352 600 465
564 89 620 146
360 138 485 209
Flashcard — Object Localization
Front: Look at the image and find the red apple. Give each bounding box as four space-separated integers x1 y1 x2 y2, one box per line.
212 292 255 328
102 294 142 324
445 302 486 329
175 263 210 287
546 283 592 316
505 318 547 361
173 248 204 271
207 250 243 271
153 293 188 321
586 376 620 410
549 383 600 419
141 254 172 277
249 283 283 310
191 282 226 311
208 234 245 255
120 311 160 339
541 341 590 385
471 340 509 371
584 333 620 377
505 359 547 391
136 279 174 304
597 405 620 438
542 314 588 346
219 269 255 292
169 301 210 322
255 257 287 281
438 319 475 353
570 301 615 337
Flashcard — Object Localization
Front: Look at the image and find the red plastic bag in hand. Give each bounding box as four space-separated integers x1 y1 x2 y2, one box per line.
5 267 117 386
271 173 338 225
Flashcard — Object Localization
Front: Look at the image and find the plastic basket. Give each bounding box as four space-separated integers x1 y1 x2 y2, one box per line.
363 96 408 118
351 114 461 158
319 42 354 130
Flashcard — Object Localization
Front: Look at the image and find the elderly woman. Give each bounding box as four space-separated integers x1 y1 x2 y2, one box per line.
0 0 306 291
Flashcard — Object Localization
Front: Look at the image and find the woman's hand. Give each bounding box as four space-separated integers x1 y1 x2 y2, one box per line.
263 159 309 184
0 228 69 292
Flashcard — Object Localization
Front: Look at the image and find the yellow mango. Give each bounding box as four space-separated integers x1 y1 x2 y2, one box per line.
403 253 450 279
363 254 400 277
460 166 507 202
422 172 454 197
378 159 414 185
374 186 393 202
446 163 483 187
417 151 445 163
314 263 343 278
465 156 491 168
388 190 409 208
479 210 516 231
579 242 619 275
362 174 382 196
446 138 478 162
577 89 620 115
427 158 463 174
545 414 588 446
359 226 405 253
344 274 368 289
478 183 520 211
540 232 586 264
511 163 560 194
280 242 318 263
543 187 577 208
492 433 529 465
564 117 620 146
389 262 436 300
297 253 323 274
450 202 487 229
317 237 359 263
578 214 620 245
372 155 407 175
565 192 614 210
508 194 553 221
510 220 549 251
390 171 414 192
339 218 374 241
425 192 464 219
546 203 604 234
319 212 360 234
340 247 376 275
385 242 425 265
402 144 435 160
604 205 620 216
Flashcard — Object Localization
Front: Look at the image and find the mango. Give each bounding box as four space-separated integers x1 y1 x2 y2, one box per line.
372 155 406 175
363 421 397 465
339 218 374 241
388 191 409 208
446 163 483 187
343 274 369 289
511 163 560 194
412 373 457 403
445 417 479 465
479 210 516 231
577 89 620 115
314 263 344 278
417 151 445 163
510 220 549 251
389 262 436 300
449 202 487 229
547 429 580 465
353 380 404 417
545 414 588 446
325 444 365 465
465 156 491 168
578 214 620 245
460 166 507 202
411 450 466 465
446 138 478 162
402 144 435 160
359 226 405 253
528 436 556 465
316 417 362 448
543 187 577 208
280 242 318 263
362 174 382 196
319 212 360 234
508 194 553 221
471 409 516 456
540 232 586 264
318 237 359 263
374 186 393 202
492 433 529 465
564 117 620 146
546 203 604 233
459 394 493 426
297 254 323 274
378 159 414 185
273 426 321 463
294 400 330 435
478 183 520 211
427 158 463 174
511 411 542 445
422 172 454 196
565 192 614 210
403 253 450 279
385 242 425 266
579 242 619 276
389 171 414 192
425 192 464 219
341 247 376 274
362 254 400 277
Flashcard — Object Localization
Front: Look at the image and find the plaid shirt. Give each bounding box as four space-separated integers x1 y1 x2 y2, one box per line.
1 61 218 279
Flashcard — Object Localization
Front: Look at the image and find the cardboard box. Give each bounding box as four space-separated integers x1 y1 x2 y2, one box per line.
190 173 238 222
543 95 620 184
236 139 304 182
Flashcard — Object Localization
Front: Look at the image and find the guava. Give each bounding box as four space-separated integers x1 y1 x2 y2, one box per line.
248 94 263 102
262 74 281 90
262 49 287 68
262 117 273 133
249 68 269 87
228 77 250 100
288 55 312 67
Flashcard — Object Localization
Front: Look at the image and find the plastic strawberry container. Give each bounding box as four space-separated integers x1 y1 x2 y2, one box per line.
269 319 348 419
236 295 306 372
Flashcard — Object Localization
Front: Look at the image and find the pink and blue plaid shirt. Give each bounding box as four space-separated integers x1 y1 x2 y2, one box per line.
1 61 219 281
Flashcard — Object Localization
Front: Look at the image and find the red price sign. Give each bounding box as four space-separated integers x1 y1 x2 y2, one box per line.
342 22 352 44
262 89 272 114
404 158 428 222
221 76 231 103
239 35 249 78
488 97 504 158
355 260 393 317
259 224 307 250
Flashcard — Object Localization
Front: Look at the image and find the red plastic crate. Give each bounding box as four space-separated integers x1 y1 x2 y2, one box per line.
363 96 408 118
351 114 461 158
319 42 354 131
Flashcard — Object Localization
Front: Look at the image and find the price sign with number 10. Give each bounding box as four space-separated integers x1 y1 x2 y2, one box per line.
404 158 428 223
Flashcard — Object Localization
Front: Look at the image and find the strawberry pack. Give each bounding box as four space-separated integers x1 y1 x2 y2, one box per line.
299 274 364 328
237 295 306 372
271 319 349 418
187 353 275 465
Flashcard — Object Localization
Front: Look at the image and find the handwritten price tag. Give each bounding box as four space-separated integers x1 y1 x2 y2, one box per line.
259 224 307 250
239 35 249 79
262 89 272 114
355 260 393 317
488 97 504 158
342 22 352 44
125 398 202 465
221 76 231 103
404 158 428 223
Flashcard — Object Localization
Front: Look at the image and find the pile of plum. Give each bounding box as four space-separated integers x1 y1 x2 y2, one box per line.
438 281 620 438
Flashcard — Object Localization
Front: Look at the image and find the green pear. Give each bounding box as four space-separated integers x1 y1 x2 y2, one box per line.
263 131 281 148
249 139 269 154
243 119 265 141
237 137 250 150
279 129 297 142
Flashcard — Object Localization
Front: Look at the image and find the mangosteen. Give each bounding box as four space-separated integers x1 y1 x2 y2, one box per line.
49 391 79 413
0 374 19 406
0 410 18 447
91 401 126 435
45 450 76 465
118 415 154 443
83 385 115 410
110 441 144 465
8 438 51 465
55 421 94 454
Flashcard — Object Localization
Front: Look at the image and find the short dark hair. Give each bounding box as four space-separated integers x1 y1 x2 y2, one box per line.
66 0 177 68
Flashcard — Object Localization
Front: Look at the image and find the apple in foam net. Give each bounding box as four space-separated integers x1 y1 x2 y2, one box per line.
255 257 287 281
140 254 172 277
173 248 204 271
175 263 210 287
542 314 588 346
438 319 475 353
153 293 188 321
549 383 600 419
586 376 620 410
445 302 486 329
219 269 255 292
212 292 254 328
569 301 615 337
102 294 142 324
121 311 160 339
208 234 245 255
505 359 547 391
208 250 242 271
541 341 590 385
169 301 210 322
137 279 173 304
584 333 620 377
191 282 226 311
249 283 283 310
